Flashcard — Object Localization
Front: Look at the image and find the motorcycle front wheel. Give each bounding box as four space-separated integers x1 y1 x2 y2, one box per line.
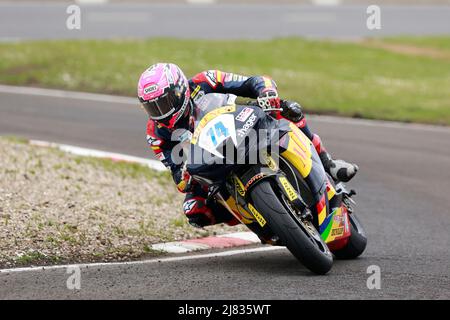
250 180 333 275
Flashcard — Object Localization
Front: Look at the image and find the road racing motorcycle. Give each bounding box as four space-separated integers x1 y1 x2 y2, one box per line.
179 93 367 275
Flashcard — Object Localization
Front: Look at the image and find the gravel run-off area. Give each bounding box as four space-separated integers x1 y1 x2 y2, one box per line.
0 137 243 268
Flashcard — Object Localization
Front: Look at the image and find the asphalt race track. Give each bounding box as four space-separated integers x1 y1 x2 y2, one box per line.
1 3 450 41
0 87 449 299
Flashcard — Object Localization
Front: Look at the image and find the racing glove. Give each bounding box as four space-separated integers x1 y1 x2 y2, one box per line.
257 88 280 110
176 164 193 193
280 100 304 123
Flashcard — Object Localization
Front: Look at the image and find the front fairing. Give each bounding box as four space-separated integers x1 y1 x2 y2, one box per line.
186 93 275 181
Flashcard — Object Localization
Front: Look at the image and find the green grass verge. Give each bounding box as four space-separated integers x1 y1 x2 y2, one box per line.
0 37 449 125
381 36 450 51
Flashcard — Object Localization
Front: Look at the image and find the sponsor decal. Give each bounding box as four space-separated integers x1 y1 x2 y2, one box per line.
143 84 158 95
235 107 254 122
342 208 350 233
193 90 205 105
331 227 344 237
190 85 201 99
264 153 278 171
279 176 298 201
333 214 343 223
205 70 217 88
237 113 257 138
234 176 246 197
191 105 236 144
248 204 266 227
244 173 264 190
232 74 248 82
224 73 248 82
146 135 162 146
178 130 193 143
183 199 196 214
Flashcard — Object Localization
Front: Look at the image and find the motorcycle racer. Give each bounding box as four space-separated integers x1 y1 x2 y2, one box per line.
138 63 358 228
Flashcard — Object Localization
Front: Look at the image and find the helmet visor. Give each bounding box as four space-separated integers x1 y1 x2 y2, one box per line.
141 91 179 121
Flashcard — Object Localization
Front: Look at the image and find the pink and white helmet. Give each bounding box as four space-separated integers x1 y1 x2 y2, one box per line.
138 63 191 129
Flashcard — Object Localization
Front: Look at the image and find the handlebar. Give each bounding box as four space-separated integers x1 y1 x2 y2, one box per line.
246 100 283 113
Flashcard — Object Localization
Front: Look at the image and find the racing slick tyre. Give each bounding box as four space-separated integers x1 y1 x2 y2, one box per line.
250 180 333 275
332 213 367 260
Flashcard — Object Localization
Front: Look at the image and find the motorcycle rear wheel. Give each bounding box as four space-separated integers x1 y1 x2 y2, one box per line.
332 213 367 260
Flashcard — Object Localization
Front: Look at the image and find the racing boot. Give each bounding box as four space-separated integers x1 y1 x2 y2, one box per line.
183 193 240 228
312 134 358 182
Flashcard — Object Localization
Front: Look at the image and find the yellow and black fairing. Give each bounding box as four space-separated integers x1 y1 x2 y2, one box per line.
218 162 307 243
216 117 343 246
185 93 337 242
276 120 339 230
184 93 281 239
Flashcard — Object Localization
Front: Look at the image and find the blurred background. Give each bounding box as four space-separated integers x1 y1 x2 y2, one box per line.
1 0 449 125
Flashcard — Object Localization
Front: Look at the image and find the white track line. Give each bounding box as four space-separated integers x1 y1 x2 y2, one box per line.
1 84 448 133
0 84 135 105
186 0 216 4
29 139 166 171
75 0 109 5
311 0 341 6
0 246 284 274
